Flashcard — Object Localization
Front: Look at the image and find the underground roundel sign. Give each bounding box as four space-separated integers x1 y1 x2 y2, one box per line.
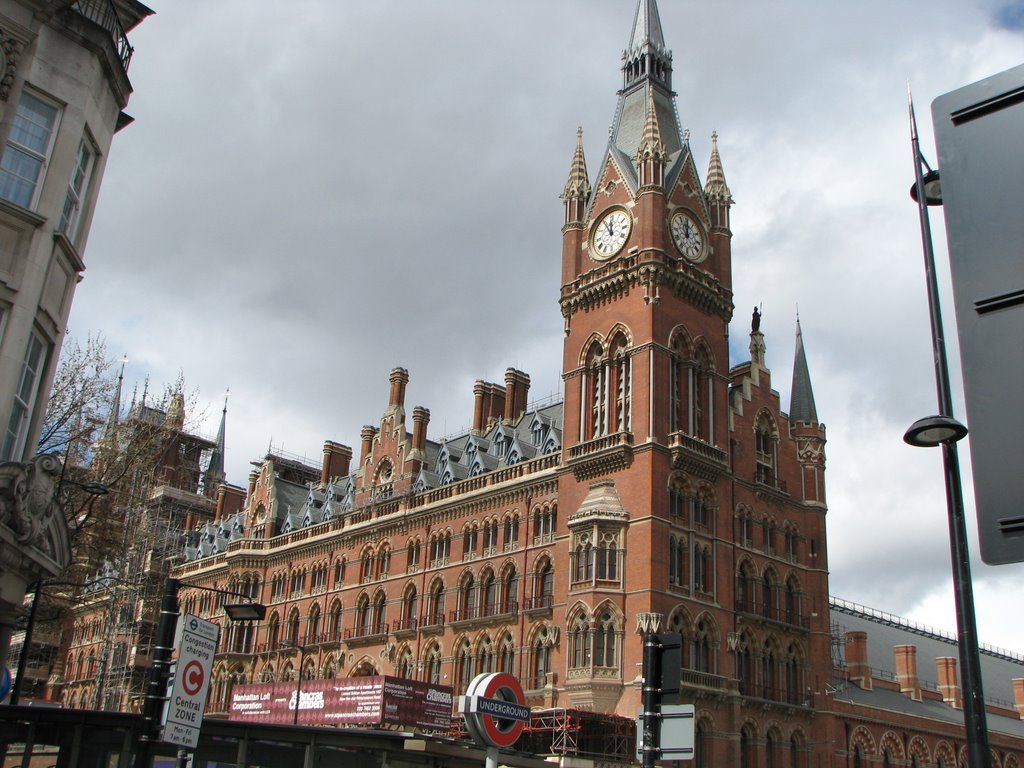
458 672 530 749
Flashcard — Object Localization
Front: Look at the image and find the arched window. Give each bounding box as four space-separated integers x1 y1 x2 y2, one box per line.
596 531 619 581
396 648 413 679
501 567 517 614
790 734 801 768
584 341 607 439
693 618 712 673
853 745 863 768
267 613 281 650
766 732 777 768
427 580 445 626
609 333 631 433
574 536 593 583
401 585 418 631
372 592 386 634
481 570 497 616
477 637 494 674
458 574 477 621
740 727 751 768
785 643 801 704
463 525 478 558
407 539 421 569
425 643 442 684
569 613 591 669
692 345 713 441
736 635 753 695
737 561 754 612
329 601 343 640
695 721 708 768
755 412 777 486
534 558 553 609
355 595 370 636
669 331 690 433
762 642 777 700
532 634 551 689
669 534 687 587
456 640 473 693
694 544 711 595
785 578 799 624
762 571 775 617
593 610 617 668
306 604 321 645
286 608 300 645
498 634 515 674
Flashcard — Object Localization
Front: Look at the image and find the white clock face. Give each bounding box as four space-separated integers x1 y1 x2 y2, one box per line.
671 211 705 261
592 209 632 260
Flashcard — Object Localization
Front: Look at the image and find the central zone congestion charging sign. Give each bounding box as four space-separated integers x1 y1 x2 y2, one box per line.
458 672 530 749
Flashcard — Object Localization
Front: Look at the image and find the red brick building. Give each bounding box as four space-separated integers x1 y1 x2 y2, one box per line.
61 1 1024 766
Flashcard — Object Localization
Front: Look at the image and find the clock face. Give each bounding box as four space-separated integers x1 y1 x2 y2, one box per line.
670 211 706 261
591 209 632 260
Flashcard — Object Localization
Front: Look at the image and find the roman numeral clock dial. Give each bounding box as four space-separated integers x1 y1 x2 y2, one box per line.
591 209 632 260
670 210 707 261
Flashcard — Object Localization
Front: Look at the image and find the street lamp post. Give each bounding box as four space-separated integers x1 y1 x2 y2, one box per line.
280 639 309 725
132 578 266 768
905 89 991 768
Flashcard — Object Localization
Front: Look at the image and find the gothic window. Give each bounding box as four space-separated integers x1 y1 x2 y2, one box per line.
790 734 801 768
501 567 518 613
334 558 346 585
286 608 300 645
359 547 374 582
407 539 421 569
377 545 391 578
573 534 593 583
463 524 478 558
669 534 687 587
267 613 281 650
785 526 798 562
692 345 713 441
306 604 321 644
693 543 712 595
481 570 497 616
503 514 519 548
737 561 754 612
692 497 709 528
854 745 864 768
593 610 618 668
610 334 631 433
477 636 494 674
484 520 499 551
533 558 554 609
532 504 556 543
456 639 473 693
355 595 370 636
762 571 776 617
372 592 387 634
767 732 778 768
425 644 443 684
695 722 708 768
595 531 620 582
736 635 753 695
396 648 413 679
532 635 551 689
785 578 799 624
401 585 418 630
762 642 777 699
427 580 445 626
458 573 477 621
785 643 802 704
755 412 778 486
669 331 690 434
329 601 343 640
569 613 591 669
740 727 752 768
669 484 684 518
585 341 607 439
498 633 515 674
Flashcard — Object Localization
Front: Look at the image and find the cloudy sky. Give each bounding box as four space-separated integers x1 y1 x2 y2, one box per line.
68 2 1024 652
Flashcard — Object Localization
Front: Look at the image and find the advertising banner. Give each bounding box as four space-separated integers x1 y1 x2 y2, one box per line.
229 675 453 731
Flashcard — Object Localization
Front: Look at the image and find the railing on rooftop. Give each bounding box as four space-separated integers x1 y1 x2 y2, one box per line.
70 0 133 73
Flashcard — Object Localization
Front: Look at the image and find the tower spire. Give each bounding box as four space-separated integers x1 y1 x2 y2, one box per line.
790 317 819 423
562 126 591 225
102 356 127 442
705 131 732 202
204 390 229 494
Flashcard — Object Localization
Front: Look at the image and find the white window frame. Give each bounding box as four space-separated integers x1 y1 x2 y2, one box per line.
2 329 48 462
0 89 62 210
59 135 96 240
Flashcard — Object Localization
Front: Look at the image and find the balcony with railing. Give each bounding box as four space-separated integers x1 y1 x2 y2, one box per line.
567 431 633 480
69 0 134 74
524 594 553 615
449 601 519 629
669 431 729 480
344 623 388 646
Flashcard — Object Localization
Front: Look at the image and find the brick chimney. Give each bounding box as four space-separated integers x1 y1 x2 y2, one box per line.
845 631 872 689
222 484 246 518
214 485 227 523
389 367 409 408
412 407 430 451
1013 678 1024 718
894 645 922 701
360 426 378 467
247 469 258 500
472 381 506 433
321 441 353 485
936 657 963 709
504 368 531 423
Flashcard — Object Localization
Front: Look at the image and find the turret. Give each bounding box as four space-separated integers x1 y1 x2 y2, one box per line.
705 131 733 289
789 317 826 505
561 127 590 286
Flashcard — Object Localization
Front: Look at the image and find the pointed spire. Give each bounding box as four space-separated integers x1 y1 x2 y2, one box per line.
626 0 668 59
636 89 667 164
790 316 819 424
562 126 591 201
102 356 127 441
206 390 228 481
705 131 732 202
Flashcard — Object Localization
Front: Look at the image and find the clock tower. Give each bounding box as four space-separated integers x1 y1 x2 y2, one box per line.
557 0 737 712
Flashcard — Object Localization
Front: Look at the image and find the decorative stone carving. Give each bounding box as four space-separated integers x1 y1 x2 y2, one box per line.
635 612 663 635
0 454 69 568
0 32 19 102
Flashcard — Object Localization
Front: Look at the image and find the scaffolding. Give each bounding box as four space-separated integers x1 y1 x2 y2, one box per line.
450 708 636 762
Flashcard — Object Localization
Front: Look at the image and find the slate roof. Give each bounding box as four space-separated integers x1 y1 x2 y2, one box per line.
831 597 1024 710
789 318 818 423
